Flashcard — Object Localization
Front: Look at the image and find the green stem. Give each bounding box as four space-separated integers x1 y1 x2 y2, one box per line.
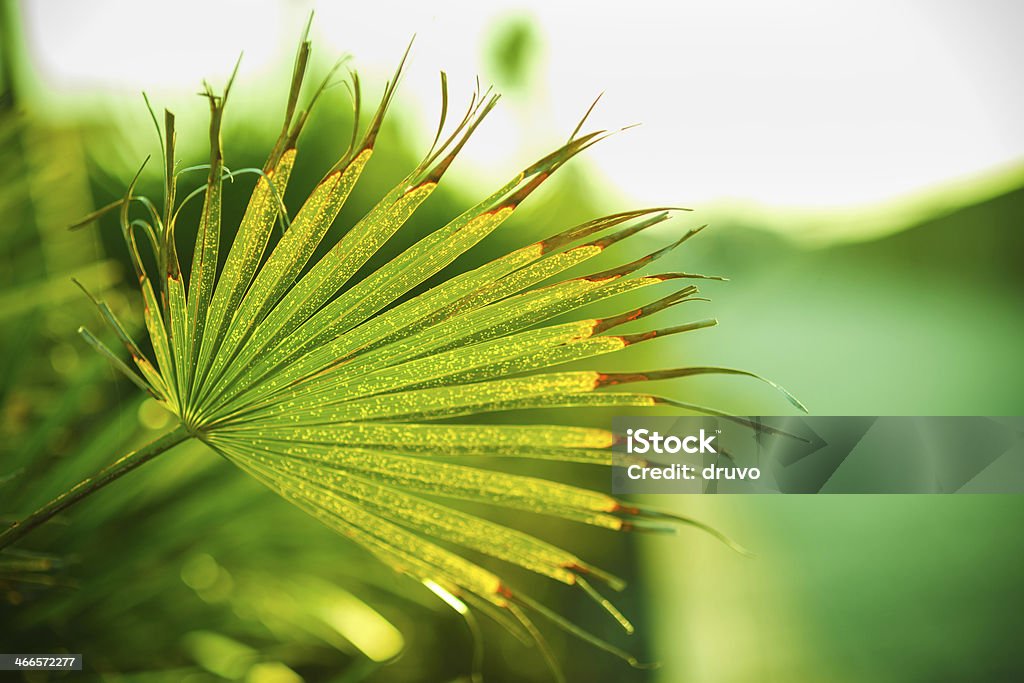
0 424 190 551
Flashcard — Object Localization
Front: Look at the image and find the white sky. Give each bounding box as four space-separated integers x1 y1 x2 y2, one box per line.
18 0 1024 228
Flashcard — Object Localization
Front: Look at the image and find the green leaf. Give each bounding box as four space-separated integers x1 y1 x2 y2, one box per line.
75 30 804 669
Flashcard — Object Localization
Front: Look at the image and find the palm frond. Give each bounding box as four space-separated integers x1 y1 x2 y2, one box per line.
54 34 803 675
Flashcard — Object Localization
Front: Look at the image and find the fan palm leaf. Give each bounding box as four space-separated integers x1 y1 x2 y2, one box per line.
0 31 803 677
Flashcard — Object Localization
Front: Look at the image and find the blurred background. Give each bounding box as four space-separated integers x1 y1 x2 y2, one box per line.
1 1 1022 681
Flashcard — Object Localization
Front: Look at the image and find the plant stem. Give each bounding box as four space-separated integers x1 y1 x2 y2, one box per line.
0 424 191 551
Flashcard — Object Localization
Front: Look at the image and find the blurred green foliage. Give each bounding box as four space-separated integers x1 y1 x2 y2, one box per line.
485 15 541 92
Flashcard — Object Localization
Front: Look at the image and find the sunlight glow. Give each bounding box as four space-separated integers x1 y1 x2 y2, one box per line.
18 0 1023 239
